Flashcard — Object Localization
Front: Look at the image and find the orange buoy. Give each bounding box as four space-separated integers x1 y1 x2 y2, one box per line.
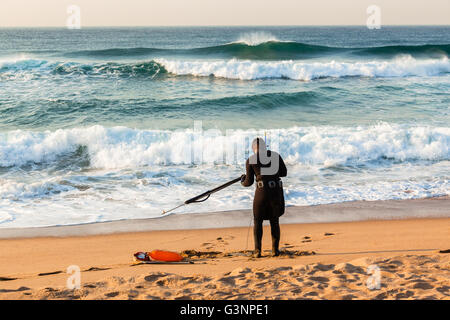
148 250 184 262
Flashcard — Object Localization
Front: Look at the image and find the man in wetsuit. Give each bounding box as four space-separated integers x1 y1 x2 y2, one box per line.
241 137 287 258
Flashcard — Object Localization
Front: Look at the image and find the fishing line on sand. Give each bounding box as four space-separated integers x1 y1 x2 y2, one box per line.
245 214 253 252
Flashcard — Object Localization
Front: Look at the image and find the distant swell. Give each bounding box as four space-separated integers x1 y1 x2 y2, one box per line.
188 91 321 109
61 42 450 60
62 42 338 60
188 41 339 60
356 44 450 58
64 47 166 58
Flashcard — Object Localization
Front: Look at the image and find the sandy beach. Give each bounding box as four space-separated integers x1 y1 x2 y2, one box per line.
0 196 449 300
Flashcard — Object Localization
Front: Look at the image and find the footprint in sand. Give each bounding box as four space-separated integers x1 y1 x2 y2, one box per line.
304 291 318 297
217 276 236 286
395 291 414 299
174 295 192 300
156 279 168 286
308 276 330 283
107 276 126 286
436 286 449 294
85 267 111 272
335 263 365 274
181 250 222 259
105 291 119 298
412 282 434 290
302 236 312 243
374 292 388 300
387 260 403 266
281 243 294 249
215 237 230 246
202 238 229 249
201 242 215 250
205 283 217 289
0 277 17 281
128 290 140 298
313 263 335 272
144 274 168 282
38 271 63 276
0 286 30 293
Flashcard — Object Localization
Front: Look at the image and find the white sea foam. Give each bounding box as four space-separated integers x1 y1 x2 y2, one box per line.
0 178 74 199
0 124 449 169
157 56 450 80
0 161 448 228
1 124 448 228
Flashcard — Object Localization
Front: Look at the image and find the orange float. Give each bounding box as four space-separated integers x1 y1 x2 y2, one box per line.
148 250 184 262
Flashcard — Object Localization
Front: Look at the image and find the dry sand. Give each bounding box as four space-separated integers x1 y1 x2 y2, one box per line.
0 197 449 300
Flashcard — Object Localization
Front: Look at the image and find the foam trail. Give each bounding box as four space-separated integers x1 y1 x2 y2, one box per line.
157 56 450 80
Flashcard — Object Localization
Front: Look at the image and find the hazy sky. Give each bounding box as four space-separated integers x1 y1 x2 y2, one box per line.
0 0 449 27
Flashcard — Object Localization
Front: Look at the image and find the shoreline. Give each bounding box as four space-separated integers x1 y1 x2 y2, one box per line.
1 195 449 239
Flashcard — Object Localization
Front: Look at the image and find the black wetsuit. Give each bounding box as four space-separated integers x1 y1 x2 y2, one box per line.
241 150 287 256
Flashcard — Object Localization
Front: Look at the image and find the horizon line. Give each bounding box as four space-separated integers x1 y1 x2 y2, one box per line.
1 24 449 28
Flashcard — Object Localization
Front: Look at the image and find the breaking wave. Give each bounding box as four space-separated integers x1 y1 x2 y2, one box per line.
0 58 166 78
1 124 449 169
2 54 449 81
156 56 450 80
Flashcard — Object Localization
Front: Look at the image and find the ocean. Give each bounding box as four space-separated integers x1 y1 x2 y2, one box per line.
0 26 449 228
